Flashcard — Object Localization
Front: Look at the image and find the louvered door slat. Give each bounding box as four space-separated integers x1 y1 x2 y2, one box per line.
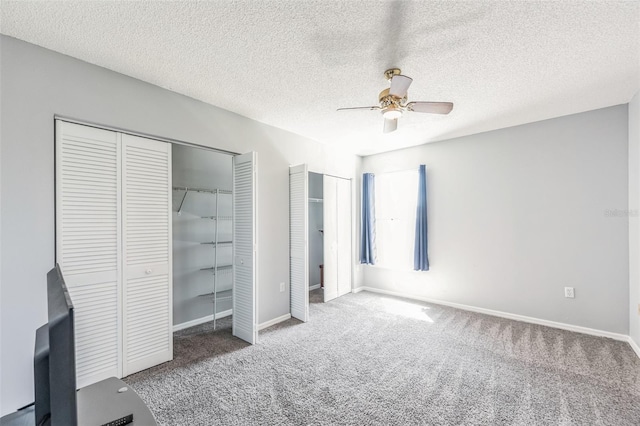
289 164 309 322
233 152 257 344
56 120 121 388
122 134 172 376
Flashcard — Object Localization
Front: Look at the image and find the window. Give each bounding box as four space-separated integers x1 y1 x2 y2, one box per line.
374 170 418 270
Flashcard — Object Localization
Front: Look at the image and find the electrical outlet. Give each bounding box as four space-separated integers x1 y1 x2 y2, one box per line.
280 282 285 292
564 287 575 298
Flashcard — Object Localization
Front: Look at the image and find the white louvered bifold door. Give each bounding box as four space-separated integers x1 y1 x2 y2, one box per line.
289 164 309 322
323 175 338 302
233 152 257 344
55 121 122 388
121 134 173 376
336 178 352 297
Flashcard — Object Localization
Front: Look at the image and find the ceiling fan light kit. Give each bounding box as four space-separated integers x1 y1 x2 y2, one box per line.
337 68 454 134
382 107 402 120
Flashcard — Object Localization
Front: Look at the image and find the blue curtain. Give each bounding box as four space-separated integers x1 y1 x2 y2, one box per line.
360 173 376 264
414 165 429 271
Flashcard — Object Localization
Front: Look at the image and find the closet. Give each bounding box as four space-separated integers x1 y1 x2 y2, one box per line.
171 145 233 332
289 165 352 321
171 151 258 344
56 121 172 386
56 120 258 388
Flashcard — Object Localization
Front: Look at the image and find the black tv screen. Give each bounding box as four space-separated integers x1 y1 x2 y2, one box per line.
34 265 78 426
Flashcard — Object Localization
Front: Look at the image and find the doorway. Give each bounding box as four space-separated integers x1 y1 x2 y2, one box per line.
289 165 352 322
172 146 258 344
171 145 234 332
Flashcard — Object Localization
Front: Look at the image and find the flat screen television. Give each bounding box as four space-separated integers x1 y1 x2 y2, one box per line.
34 264 78 426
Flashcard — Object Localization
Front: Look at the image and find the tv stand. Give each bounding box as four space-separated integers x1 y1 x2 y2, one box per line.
0 378 156 426
77 377 156 425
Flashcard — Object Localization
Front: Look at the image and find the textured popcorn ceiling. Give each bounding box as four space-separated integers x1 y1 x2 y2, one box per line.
1 1 638 155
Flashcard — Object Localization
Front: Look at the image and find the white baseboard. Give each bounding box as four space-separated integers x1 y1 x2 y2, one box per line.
629 336 640 358
258 313 291 331
356 286 630 342
173 309 232 332
309 283 321 291
352 286 365 294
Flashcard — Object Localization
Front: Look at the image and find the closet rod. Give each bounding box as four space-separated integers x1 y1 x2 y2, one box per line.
200 265 233 272
309 172 353 180
173 186 232 195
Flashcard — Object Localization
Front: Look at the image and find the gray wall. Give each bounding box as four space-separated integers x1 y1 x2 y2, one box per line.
0 36 358 415
361 105 630 335
308 172 323 287
630 91 640 348
172 144 233 326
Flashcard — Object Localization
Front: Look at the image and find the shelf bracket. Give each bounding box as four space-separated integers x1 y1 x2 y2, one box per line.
177 188 189 216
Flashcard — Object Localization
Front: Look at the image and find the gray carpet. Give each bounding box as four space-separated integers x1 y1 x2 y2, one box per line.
125 291 640 425
309 287 323 304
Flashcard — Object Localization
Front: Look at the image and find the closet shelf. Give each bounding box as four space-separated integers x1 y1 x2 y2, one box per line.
200 265 233 272
181 185 233 331
201 216 232 220
173 186 232 195
174 186 232 215
197 289 232 301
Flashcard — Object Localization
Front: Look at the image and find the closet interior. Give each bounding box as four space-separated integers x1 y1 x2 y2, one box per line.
172 145 234 331
308 172 324 296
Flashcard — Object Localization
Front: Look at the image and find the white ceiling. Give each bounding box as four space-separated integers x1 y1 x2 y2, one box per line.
1 1 638 156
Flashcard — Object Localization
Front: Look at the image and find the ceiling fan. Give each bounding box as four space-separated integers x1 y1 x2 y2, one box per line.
337 68 454 133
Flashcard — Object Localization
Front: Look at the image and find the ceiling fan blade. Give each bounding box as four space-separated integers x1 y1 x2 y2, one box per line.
337 106 380 111
389 75 413 98
383 118 398 133
406 102 454 114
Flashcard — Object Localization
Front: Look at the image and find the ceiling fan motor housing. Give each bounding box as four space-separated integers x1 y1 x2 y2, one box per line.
379 88 405 118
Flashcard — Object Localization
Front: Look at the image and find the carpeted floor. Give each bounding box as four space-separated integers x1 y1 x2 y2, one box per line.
309 287 323 304
125 291 640 425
